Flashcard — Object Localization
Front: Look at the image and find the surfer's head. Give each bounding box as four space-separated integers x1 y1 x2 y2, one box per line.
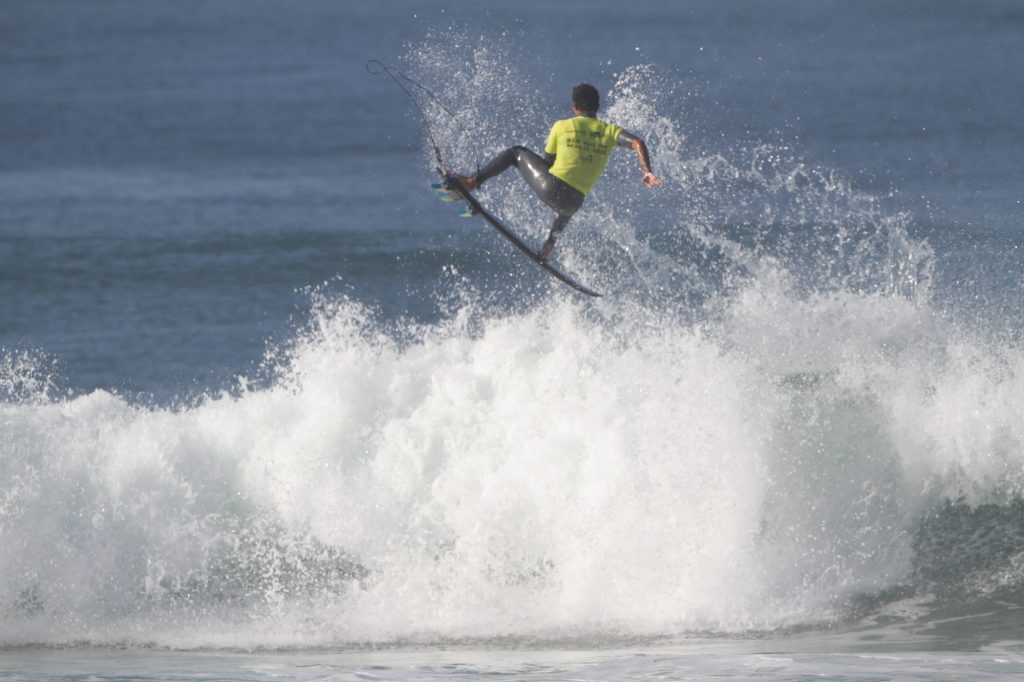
572 83 599 117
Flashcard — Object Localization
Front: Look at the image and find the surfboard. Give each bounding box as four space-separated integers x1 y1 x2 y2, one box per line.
435 172 602 298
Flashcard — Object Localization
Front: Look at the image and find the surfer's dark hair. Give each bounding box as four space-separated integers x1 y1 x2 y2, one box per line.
572 83 599 116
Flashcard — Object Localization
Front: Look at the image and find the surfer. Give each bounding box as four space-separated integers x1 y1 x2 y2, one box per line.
452 83 662 260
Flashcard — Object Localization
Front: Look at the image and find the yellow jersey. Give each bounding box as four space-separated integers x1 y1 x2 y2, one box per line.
544 116 624 196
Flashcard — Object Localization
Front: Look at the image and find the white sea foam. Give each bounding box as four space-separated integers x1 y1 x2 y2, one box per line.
3 275 1024 648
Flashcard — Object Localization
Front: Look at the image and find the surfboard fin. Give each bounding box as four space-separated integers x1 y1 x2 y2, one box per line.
431 182 461 202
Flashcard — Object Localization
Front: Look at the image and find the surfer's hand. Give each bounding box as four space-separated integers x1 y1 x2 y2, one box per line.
642 172 663 187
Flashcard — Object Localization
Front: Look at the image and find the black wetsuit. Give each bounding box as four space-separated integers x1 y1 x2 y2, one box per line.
474 130 639 250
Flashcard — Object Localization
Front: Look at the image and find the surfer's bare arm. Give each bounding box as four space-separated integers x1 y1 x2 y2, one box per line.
617 131 663 187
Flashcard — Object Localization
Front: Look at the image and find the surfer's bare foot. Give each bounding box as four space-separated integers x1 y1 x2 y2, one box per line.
452 173 479 191
539 237 555 262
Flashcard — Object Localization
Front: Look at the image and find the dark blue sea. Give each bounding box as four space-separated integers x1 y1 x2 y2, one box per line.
3 1 1024 679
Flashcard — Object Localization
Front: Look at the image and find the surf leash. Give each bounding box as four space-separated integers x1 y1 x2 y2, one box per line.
366 59 480 177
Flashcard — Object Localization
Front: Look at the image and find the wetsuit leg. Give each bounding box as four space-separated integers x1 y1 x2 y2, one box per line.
539 212 574 261
476 146 585 259
511 148 584 257
477 146 584 216
475 146 523 185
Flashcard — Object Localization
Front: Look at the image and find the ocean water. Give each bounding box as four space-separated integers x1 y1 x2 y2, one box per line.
3 0 1024 679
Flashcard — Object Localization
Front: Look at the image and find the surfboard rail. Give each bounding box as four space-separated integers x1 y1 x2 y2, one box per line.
440 172 602 298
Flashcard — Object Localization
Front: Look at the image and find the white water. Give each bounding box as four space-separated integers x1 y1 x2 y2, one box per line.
4 272 1024 648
